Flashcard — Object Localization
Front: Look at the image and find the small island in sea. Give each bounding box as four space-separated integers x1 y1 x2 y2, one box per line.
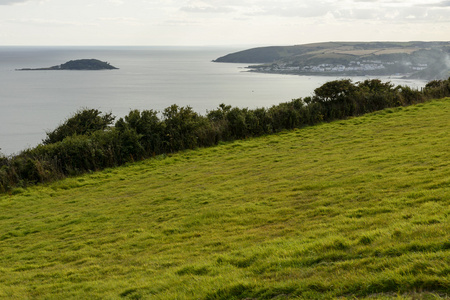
16 59 118 71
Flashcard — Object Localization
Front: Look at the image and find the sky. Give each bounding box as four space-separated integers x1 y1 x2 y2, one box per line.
0 0 449 46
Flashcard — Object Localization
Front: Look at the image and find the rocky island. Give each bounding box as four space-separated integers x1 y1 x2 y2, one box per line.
17 59 118 71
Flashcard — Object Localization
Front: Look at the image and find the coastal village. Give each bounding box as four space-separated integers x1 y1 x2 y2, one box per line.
255 60 429 74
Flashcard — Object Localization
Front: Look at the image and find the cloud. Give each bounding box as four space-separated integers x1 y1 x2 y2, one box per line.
7 18 97 27
180 5 234 13
332 8 378 20
179 0 237 13
243 1 335 18
98 17 140 25
107 0 124 4
99 17 138 22
428 0 450 7
1 0 449 45
164 19 201 26
0 0 29 4
239 0 450 22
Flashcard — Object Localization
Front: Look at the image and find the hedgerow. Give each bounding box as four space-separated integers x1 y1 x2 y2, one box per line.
1 77 449 193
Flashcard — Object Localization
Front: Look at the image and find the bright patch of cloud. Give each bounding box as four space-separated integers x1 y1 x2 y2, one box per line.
245 1 333 18
180 5 234 13
107 0 124 4
234 0 450 22
0 0 29 5
7 18 97 27
423 0 450 7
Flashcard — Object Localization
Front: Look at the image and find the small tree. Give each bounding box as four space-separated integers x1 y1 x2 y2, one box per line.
313 79 356 103
226 107 248 139
0 150 7 168
162 105 204 152
355 79 399 113
43 108 115 145
207 104 232 141
115 109 164 155
312 79 357 120
207 103 232 122
423 78 450 99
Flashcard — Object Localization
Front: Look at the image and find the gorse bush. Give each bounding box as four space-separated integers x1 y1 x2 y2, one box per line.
1 77 450 193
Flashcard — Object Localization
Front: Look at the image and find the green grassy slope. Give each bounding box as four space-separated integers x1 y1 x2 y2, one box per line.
1 99 449 299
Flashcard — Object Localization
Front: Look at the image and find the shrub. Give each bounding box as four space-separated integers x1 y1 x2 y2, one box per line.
397 86 425 105
226 107 248 139
423 77 450 99
355 79 400 113
269 100 304 131
0 77 443 193
115 109 164 156
162 105 205 152
312 79 358 120
43 108 114 145
207 104 233 142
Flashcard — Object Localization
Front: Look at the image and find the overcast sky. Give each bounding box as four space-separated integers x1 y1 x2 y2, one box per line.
1 0 449 46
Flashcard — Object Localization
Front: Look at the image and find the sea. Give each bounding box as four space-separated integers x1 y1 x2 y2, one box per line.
0 46 427 156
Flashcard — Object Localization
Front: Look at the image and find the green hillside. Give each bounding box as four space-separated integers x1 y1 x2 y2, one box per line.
214 42 450 80
1 98 449 299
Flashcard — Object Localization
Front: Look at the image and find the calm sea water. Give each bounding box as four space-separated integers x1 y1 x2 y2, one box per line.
0 46 426 155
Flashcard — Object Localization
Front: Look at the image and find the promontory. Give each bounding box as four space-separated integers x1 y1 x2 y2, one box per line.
17 59 118 71
214 41 450 80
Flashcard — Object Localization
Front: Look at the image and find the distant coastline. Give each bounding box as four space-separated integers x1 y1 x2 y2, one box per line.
214 41 450 80
16 59 118 71
0 46 427 156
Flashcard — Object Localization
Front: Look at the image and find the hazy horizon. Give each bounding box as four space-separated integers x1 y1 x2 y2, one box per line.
1 41 450 48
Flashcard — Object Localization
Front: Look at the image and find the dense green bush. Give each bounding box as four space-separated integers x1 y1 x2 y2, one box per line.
423 79 450 99
397 86 426 105
115 109 164 156
207 103 233 142
162 105 207 152
43 108 115 145
1 77 450 192
354 79 400 113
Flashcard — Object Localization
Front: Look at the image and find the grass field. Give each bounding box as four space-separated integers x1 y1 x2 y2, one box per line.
331 48 418 56
1 98 449 299
296 45 419 59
